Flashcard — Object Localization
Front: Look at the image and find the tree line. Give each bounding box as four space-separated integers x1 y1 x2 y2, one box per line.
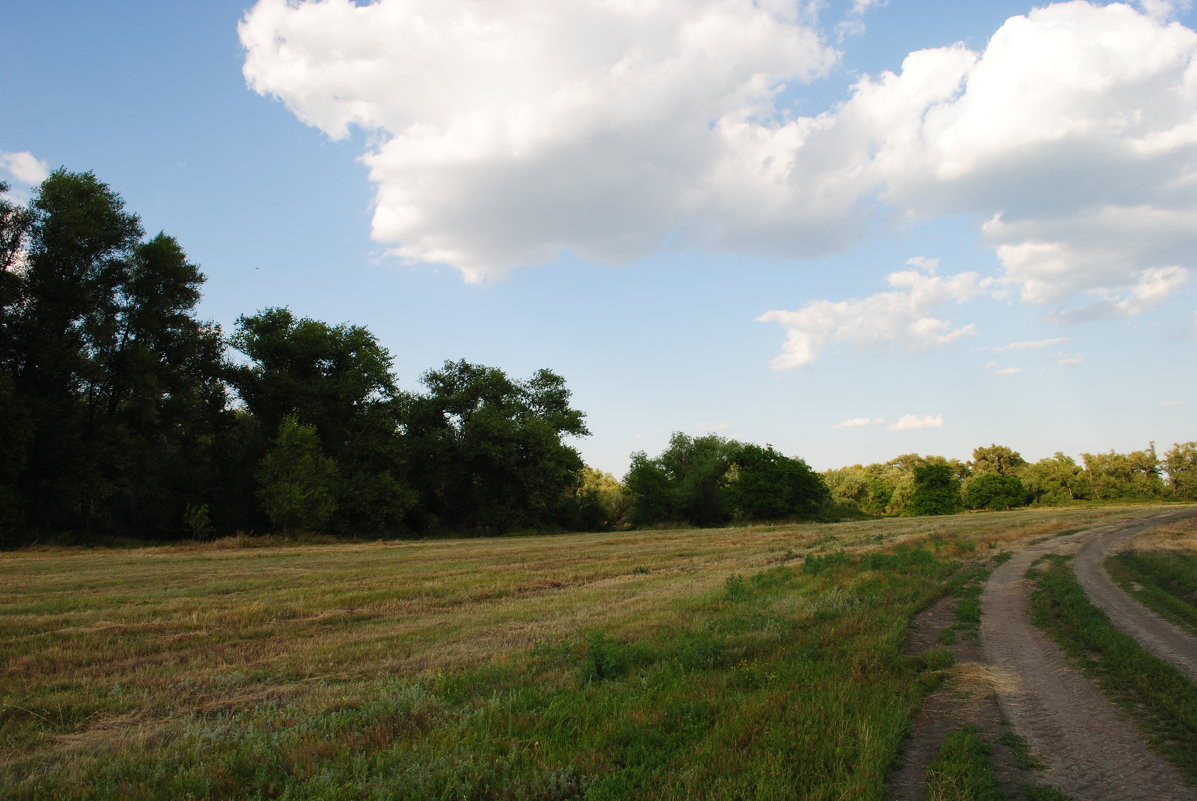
822 442 1197 516
0 170 600 545
2 170 1193 545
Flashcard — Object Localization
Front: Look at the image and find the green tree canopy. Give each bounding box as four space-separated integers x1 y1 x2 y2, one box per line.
964 473 1028 511
970 444 1026 476
256 414 338 534
910 463 963 516
725 443 828 521
405 360 589 534
1082 445 1164 500
0 170 228 541
625 435 827 527
231 308 412 535
1164 442 1197 500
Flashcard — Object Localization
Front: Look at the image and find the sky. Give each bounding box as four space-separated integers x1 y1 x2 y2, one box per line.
3 0 1196 477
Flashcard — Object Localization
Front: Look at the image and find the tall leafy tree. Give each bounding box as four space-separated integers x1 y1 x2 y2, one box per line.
1 170 227 540
725 443 828 521
1164 442 1197 500
964 473 1027 510
910 463 963 516
231 308 412 534
1082 446 1164 500
1021 453 1090 505
970 444 1026 476
625 435 827 527
256 414 339 534
405 360 588 533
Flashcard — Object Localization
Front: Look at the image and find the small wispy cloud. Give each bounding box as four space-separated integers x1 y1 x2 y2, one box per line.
906 256 939 274
832 417 886 430
993 337 1068 352
1161 400 1185 406
985 361 1023 376
698 420 733 433
1058 355 1084 366
0 151 49 186
887 414 942 432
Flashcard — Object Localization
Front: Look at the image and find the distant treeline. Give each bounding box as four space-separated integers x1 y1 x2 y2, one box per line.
1 171 1193 545
822 443 1197 517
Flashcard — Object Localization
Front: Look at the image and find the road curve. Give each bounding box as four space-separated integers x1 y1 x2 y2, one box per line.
980 514 1194 801
1072 509 1197 683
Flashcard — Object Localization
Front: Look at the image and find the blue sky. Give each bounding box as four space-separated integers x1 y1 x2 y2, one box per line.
4 0 1195 476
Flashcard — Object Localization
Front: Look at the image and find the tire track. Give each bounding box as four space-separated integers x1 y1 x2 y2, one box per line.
980 515 1194 801
1072 509 1197 683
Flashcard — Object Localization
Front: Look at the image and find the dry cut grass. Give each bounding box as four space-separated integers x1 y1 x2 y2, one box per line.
0 504 1169 799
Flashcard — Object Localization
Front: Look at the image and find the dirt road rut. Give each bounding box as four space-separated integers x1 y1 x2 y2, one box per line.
1072 512 1197 683
980 512 1197 801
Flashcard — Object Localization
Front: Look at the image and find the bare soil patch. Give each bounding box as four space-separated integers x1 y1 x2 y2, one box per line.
888 573 1040 801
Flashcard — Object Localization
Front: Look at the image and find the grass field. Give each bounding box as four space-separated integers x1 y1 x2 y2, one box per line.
0 506 1166 800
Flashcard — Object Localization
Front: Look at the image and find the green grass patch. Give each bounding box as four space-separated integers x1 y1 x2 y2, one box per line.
924 726 1001 801
924 725 1073 801
1028 555 1197 782
1106 549 1197 637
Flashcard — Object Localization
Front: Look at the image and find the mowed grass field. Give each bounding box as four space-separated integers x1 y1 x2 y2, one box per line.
0 506 1176 800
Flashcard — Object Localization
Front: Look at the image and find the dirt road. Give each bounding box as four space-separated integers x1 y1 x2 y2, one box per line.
1071 512 1197 683
980 512 1197 801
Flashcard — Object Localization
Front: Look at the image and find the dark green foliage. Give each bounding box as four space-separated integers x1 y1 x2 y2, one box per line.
910 463 963 516
255 415 339 534
404 360 589 534
231 308 414 535
965 472 1028 510
624 434 828 527
0 171 228 542
724 442 829 520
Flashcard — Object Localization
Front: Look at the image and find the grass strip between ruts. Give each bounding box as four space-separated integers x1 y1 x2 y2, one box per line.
1027 555 1197 784
1106 549 1197 637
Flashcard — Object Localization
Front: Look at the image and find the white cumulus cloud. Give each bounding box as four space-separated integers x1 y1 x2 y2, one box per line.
240 0 1197 352
758 267 994 369
240 0 838 282
0 151 49 186
887 414 943 431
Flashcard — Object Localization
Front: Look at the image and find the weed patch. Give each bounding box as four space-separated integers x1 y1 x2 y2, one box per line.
924 726 1001 801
